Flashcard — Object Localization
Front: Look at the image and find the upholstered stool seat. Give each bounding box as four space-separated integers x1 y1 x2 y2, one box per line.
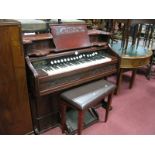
48 19 85 24
16 19 48 33
60 79 116 135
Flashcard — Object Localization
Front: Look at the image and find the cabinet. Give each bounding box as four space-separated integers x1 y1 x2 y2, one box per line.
0 20 33 134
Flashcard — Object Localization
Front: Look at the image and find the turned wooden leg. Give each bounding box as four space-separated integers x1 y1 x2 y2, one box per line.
101 99 112 111
105 93 113 122
115 68 123 95
61 102 67 133
129 69 137 89
146 55 153 80
77 110 84 135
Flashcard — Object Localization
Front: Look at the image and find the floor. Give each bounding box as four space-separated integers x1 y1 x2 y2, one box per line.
42 68 155 135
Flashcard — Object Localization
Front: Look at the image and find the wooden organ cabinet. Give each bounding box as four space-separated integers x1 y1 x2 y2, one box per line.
23 24 119 134
0 21 33 134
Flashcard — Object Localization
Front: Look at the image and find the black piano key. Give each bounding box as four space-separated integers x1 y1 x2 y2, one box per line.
65 62 74 66
52 65 60 69
57 63 66 68
49 66 55 70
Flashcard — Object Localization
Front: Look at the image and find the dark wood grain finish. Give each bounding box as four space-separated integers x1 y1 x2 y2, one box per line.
23 29 111 57
26 48 118 133
24 25 119 133
130 19 155 25
50 23 91 51
0 21 33 134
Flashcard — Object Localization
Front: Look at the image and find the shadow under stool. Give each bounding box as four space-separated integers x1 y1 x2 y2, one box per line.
60 79 116 135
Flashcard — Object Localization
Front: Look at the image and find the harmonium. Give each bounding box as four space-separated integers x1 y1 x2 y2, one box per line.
22 20 119 134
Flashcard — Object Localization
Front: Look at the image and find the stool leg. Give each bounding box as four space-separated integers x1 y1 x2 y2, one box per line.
78 110 84 135
115 68 123 95
60 103 67 134
105 93 113 122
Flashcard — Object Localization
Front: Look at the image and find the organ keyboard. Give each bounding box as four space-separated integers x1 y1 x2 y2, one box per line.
34 50 111 76
24 23 119 133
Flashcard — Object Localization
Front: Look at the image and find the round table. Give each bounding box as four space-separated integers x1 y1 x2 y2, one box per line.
111 42 152 94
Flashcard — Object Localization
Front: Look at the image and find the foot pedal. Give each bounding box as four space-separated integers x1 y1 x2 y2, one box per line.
65 108 99 134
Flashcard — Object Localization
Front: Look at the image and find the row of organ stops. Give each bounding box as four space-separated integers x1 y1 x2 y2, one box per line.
41 50 110 75
50 51 103 65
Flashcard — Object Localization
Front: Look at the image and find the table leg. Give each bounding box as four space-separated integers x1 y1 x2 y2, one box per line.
129 69 137 89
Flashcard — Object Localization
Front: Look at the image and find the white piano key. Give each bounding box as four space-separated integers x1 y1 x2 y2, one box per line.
42 56 112 76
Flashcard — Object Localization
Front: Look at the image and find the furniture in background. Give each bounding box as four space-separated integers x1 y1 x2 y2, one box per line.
111 19 155 51
146 49 155 79
111 41 152 94
0 20 33 134
60 79 116 135
110 19 154 94
16 19 86 33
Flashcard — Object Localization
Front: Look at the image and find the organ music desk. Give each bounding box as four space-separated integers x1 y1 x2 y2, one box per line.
23 23 119 134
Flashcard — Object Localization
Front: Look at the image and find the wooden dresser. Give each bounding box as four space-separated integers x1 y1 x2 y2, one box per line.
0 20 33 134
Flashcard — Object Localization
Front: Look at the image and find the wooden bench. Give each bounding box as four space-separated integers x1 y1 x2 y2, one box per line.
60 79 116 135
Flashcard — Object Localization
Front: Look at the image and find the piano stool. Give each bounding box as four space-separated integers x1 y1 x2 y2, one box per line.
16 19 48 33
60 79 116 135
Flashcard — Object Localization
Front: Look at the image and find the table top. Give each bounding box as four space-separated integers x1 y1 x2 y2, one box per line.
110 41 153 68
110 41 152 58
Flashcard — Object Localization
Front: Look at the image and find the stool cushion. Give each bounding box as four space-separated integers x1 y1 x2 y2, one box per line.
61 79 116 110
48 19 85 24
16 19 48 32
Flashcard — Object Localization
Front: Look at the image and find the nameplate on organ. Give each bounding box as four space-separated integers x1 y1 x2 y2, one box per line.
50 23 91 51
25 23 118 95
